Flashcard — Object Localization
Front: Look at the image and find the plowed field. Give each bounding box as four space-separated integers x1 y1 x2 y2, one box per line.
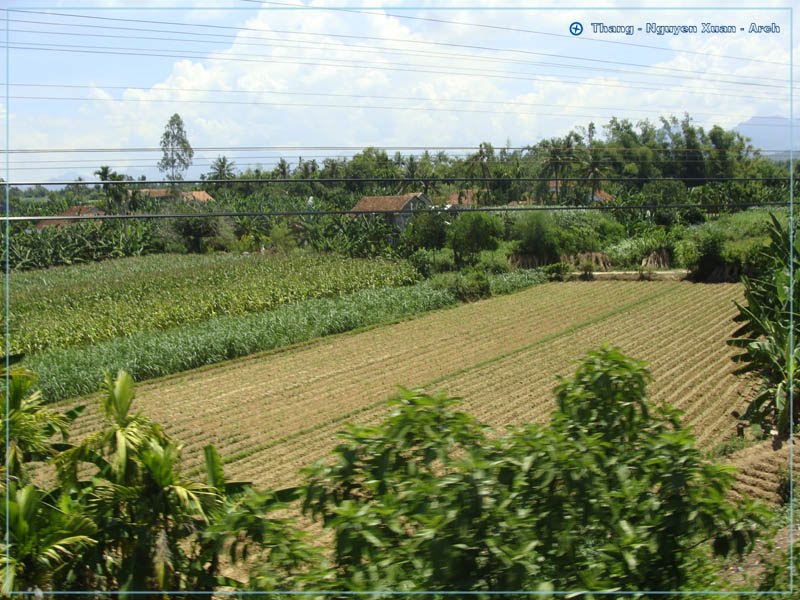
60 281 762 491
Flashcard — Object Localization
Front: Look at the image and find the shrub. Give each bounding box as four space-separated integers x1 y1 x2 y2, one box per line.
408 248 435 277
488 269 547 295
541 262 572 281
674 239 700 270
604 227 669 269
300 347 767 593
429 271 492 302
404 211 448 250
448 212 503 267
511 211 562 265
408 248 457 278
476 250 511 274
694 227 726 280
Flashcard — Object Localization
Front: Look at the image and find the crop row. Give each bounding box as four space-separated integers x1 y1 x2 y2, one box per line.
58 281 666 478
57 281 750 492
224 282 747 488
228 284 750 489
9 251 419 355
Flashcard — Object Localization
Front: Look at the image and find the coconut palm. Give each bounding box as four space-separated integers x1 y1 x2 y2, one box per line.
207 155 236 181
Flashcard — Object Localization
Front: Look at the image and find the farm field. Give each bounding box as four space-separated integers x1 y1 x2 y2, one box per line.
56 279 769 493
7 250 419 355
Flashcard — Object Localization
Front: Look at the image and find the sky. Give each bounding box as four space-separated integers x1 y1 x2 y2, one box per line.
0 0 797 184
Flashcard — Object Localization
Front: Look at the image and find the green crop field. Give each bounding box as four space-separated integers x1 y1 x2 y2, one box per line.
7 250 419 355
56 280 762 494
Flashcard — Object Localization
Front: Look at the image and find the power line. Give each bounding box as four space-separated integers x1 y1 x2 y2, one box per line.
8 10 790 78
4 23 792 90
8 202 793 224
16 95 796 127
5 145 795 155
6 176 793 187
7 42 784 103
245 0 791 67
3 84 786 124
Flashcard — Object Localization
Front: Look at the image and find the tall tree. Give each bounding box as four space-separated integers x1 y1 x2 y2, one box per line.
158 113 194 181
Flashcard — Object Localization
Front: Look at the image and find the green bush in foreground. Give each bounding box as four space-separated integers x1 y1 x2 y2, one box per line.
299 347 766 593
6 347 768 595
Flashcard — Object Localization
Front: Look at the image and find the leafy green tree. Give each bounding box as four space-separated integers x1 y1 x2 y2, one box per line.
729 214 799 434
57 371 219 592
299 347 765 593
448 211 503 267
404 211 448 250
511 211 563 266
158 113 194 181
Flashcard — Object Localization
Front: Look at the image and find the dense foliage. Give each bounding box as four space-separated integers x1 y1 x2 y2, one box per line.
10 113 791 271
300 347 765 593
729 214 799 434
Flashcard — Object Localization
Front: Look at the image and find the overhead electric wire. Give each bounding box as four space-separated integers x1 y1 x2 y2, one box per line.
245 0 791 67
7 145 795 156
0 83 784 122
4 24 792 91
8 202 793 224
17 94 795 127
6 42 784 103
6 176 792 187
4 10 792 76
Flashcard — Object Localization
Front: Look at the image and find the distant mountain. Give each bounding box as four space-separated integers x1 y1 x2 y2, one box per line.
734 116 800 159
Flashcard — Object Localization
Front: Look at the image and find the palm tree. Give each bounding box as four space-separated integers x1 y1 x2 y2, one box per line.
580 144 610 204
207 155 236 181
2 482 97 592
57 371 219 591
541 138 563 204
1 361 78 487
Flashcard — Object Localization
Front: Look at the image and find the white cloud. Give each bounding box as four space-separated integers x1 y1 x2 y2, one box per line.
8 0 798 182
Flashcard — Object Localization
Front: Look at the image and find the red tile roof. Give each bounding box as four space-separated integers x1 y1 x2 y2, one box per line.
139 188 215 203
36 205 105 229
352 192 425 212
592 190 615 203
447 189 479 206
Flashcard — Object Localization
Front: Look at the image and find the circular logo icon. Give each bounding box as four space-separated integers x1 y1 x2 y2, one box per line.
569 21 583 36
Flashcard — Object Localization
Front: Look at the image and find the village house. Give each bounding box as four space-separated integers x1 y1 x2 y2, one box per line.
36 205 105 230
351 192 430 229
138 188 215 203
444 189 481 209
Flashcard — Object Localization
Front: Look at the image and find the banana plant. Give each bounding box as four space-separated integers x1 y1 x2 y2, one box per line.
729 214 799 434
